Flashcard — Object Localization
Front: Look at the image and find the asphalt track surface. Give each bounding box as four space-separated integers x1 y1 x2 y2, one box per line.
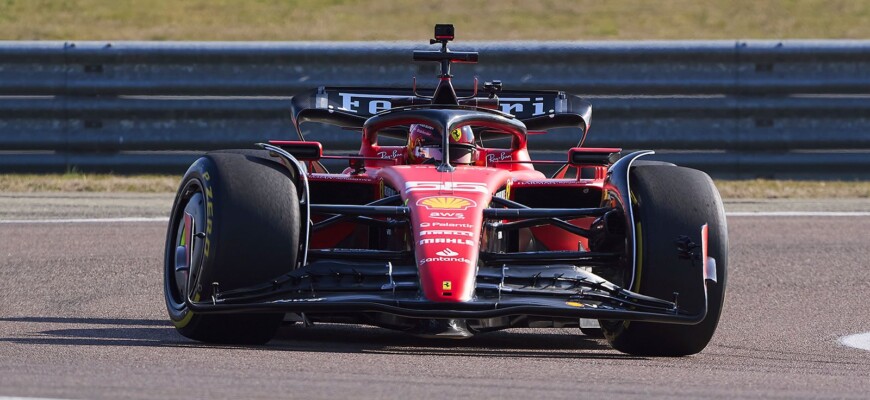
1 195 870 399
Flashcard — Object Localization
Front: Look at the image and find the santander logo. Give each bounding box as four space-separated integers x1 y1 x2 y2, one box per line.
436 248 459 257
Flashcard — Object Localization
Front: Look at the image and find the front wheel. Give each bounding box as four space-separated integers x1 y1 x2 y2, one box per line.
602 165 728 356
163 150 301 344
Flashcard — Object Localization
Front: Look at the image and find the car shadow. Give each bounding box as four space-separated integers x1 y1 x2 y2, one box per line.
0 316 640 360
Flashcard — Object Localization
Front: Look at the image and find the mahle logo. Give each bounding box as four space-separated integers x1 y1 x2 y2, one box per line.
416 196 477 210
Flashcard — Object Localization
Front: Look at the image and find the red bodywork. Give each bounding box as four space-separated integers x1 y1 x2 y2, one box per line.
295 129 613 304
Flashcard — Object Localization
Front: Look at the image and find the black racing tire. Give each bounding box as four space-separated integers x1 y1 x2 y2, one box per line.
601 165 728 356
163 149 300 345
631 160 676 167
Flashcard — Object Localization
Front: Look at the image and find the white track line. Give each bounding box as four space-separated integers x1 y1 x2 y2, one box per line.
0 397 72 400
0 217 169 224
840 332 870 351
727 211 870 217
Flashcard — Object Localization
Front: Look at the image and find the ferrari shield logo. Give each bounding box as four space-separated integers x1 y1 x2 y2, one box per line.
442 281 452 290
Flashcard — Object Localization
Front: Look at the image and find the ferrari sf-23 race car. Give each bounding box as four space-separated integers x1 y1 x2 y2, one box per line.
164 25 727 356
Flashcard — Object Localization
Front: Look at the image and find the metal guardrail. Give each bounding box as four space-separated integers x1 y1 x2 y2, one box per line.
1 41 869 178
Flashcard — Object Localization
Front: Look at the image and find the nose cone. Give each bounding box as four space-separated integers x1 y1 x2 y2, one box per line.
377 164 512 303
410 193 485 302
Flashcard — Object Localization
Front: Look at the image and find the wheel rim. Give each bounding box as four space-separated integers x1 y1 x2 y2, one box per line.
166 180 206 311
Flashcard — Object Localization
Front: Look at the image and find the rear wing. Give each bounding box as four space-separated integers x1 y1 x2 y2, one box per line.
289 87 592 137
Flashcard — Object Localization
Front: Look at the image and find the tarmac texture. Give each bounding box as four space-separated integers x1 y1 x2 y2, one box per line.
0 194 869 399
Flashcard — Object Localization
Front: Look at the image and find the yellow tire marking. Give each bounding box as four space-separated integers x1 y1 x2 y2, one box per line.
173 293 200 328
633 222 643 292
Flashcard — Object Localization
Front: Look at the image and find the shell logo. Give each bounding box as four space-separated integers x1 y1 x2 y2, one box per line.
416 196 477 210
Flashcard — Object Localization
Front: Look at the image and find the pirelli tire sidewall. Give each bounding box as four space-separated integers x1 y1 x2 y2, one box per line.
180 155 223 313
163 150 300 343
163 156 218 328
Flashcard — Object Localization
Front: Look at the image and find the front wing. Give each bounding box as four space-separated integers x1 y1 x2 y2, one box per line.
186 260 714 325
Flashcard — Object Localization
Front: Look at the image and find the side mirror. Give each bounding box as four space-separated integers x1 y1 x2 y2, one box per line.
568 147 622 165
267 140 323 161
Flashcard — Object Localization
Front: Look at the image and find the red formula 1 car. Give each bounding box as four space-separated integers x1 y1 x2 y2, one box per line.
163 25 727 356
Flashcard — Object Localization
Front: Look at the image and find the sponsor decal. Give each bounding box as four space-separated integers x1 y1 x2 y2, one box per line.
450 129 462 142
429 211 464 220
420 238 475 246
486 152 512 164
420 230 474 237
566 301 585 308
516 180 578 185
419 221 475 229
337 92 395 114
442 281 452 290
310 174 372 182
203 171 214 257
416 196 477 210
419 256 471 266
377 149 402 159
333 92 554 118
405 181 489 194
436 248 459 257
498 97 549 117
272 298 326 303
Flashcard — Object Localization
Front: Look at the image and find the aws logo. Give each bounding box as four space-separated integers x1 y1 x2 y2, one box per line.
429 212 463 220
416 196 477 210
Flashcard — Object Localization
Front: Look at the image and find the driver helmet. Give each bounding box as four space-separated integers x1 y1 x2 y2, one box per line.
407 124 476 164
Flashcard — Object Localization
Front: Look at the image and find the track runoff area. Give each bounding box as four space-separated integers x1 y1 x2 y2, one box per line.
2 209 869 353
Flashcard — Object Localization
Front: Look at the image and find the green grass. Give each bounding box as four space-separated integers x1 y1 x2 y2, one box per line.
0 173 178 193
0 0 867 40
715 179 870 199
